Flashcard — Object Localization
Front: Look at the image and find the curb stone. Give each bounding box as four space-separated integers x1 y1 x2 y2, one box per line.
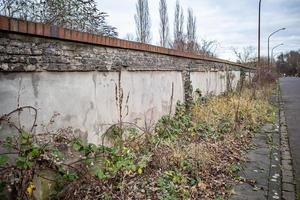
267 103 281 200
279 86 296 200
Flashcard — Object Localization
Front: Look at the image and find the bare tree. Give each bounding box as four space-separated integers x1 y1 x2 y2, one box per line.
135 0 151 43
173 1 180 43
159 0 169 47
198 39 218 57
232 46 256 63
173 0 185 50
186 8 197 52
0 0 118 37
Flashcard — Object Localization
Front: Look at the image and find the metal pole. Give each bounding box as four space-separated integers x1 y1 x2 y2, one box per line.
268 36 270 66
267 28 286 67
258 0 262 66
272 52 282 66
271 43 283 65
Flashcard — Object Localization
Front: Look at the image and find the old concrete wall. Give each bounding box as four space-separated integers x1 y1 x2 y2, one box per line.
0 17 254 143
0 71 183 144
191 71 227 95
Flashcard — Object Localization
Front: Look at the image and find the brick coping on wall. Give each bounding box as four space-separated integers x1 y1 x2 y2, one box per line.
0 16 254 70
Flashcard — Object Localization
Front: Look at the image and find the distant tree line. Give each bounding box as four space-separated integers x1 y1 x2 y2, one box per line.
0 0 118 37
276 50 300 76
134 0 217 56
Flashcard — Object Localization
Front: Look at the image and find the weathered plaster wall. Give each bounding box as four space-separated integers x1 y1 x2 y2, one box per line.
190 71 228 95
231 71 241 89
0 71 183 144
0 18 254 144
120 71 184 127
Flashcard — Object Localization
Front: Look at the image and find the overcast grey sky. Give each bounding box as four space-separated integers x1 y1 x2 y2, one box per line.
98 0 300 61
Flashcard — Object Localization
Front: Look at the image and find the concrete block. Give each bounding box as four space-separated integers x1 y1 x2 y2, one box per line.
282 191 295 200
283 183 295 192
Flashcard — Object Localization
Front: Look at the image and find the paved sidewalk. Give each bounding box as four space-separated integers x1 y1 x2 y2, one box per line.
230 123 280 200
280 100 296 200
280 77 300 198
230 89 296 200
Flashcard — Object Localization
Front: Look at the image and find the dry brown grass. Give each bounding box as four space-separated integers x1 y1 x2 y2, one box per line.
58 85 276 200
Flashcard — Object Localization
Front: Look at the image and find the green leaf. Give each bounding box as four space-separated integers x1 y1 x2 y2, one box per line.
28 145 41 158
93 166 107 180
90 144 98 152
63 172 78 181
71 139 83 151
52 148 64 160
2 137 13 150
20 131 32 145
83 144 98 155
0 155 9 166
16 156 33 168
16 156 26 167
73 143 81 151
21 130 30 139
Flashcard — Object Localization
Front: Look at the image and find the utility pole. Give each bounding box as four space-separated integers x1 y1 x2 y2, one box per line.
258 0 262 66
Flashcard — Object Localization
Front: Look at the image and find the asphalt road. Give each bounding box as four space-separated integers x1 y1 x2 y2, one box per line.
280 77 300 194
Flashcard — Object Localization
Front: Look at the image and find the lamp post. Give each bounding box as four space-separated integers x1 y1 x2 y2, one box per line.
271 43 284 65
258 0 262 66
268 28 286 67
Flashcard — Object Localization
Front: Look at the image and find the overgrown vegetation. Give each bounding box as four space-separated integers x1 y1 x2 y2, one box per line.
0 85 276 199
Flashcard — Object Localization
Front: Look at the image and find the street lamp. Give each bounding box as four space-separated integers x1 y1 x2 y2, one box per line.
271 43 284 65
268 28 286 67
258 0 262 66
